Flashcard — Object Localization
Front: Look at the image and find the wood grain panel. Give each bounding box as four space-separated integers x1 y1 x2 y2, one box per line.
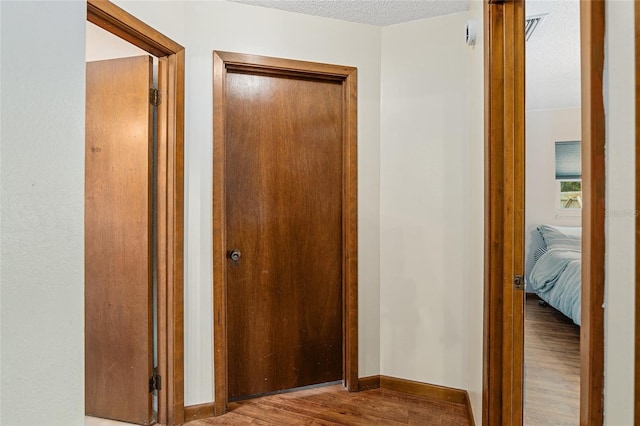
212 51 358 415
225 71 343 398
85 55 153 425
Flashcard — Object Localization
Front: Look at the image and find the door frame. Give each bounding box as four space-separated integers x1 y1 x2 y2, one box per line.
212 51 358 416
482 0 606 424
86 1 185 424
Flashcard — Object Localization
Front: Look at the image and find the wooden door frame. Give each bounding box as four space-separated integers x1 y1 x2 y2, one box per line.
86 1 185 425
212 51 358 416
483 0 606 424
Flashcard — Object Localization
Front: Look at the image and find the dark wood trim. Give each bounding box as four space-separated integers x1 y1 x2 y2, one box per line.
184 402 215 422
501 1 526 424
212 50 228 417
189 376 474 423
636 1 640 422
156 55 170 426
482 1 507 424
343 61 359 395
483 0 606 425
464 391 476 426
359 374 474 424
379 376 468 405
579 1 606 425
212 51 358 415
87 2 185 425
87 0 182 57
357 375 381 391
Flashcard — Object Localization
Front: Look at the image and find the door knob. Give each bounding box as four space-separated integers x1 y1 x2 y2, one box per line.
228 249 241 262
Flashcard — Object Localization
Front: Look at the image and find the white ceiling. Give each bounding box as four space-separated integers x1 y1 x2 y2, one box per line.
227 0 470 26
227 0 580 111
525 1 581 111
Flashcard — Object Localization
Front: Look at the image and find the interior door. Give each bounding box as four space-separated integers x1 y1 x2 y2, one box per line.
85 55 154 425
225 70 344 399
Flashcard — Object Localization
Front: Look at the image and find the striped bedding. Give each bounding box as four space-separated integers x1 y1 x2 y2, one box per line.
528 247 581 325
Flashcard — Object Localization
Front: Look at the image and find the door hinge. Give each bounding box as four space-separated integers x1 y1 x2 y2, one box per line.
149 368 161 392
513 275 525 290
149 88 160 107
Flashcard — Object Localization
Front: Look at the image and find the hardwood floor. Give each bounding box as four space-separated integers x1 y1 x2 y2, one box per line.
524 294 580 426
188 384 470 425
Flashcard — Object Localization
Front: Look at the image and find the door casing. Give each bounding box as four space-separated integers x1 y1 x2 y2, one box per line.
86 2 185 424
482 0 606 424
212 51 358 416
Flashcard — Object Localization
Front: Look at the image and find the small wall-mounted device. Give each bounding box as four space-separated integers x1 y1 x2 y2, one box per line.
465 20 478 46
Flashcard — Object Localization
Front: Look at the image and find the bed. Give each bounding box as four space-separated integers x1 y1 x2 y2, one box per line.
527 224 582 325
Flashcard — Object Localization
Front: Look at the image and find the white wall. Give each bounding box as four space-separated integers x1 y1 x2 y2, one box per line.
0 2 86 425
466 1 484 421
525 108 581 281
603 0 635 423
86 21 147 62
5 2 633 424
114 0 382 406
380 12 471 391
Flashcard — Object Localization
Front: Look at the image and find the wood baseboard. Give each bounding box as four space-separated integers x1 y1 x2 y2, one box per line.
186 377 476 425
183 402 215 422
379 375 468 405
464 391 476 426
357 375 381 391
358 375 475 425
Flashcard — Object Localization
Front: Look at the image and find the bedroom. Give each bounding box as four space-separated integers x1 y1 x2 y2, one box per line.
523 1 581 424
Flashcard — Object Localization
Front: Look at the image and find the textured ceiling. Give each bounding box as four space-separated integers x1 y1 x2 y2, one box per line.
227 0 470 26
526 1 581 110
228 0 579 111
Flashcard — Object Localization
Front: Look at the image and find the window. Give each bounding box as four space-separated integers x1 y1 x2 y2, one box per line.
555 141 581 211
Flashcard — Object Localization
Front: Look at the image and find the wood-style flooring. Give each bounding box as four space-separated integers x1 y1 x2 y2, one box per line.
188 384 470 425
524 294 580 426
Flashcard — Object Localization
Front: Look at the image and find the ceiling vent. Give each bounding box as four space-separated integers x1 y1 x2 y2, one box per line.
525 14 548 41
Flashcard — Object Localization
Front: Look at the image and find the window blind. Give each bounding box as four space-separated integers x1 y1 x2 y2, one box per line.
555 140 581 180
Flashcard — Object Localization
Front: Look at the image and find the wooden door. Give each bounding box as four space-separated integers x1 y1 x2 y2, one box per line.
224 67 344 399
85 55 154 425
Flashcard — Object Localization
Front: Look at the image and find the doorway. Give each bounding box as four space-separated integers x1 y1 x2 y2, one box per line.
212 51 358 415
483 0 605 424
522 1 582 423
84 1 185 425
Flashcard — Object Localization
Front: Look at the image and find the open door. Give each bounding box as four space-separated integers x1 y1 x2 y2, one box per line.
85 55 154 425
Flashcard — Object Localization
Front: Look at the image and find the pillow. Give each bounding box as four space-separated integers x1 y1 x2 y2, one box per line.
533 245 548 262
537 225 582 251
